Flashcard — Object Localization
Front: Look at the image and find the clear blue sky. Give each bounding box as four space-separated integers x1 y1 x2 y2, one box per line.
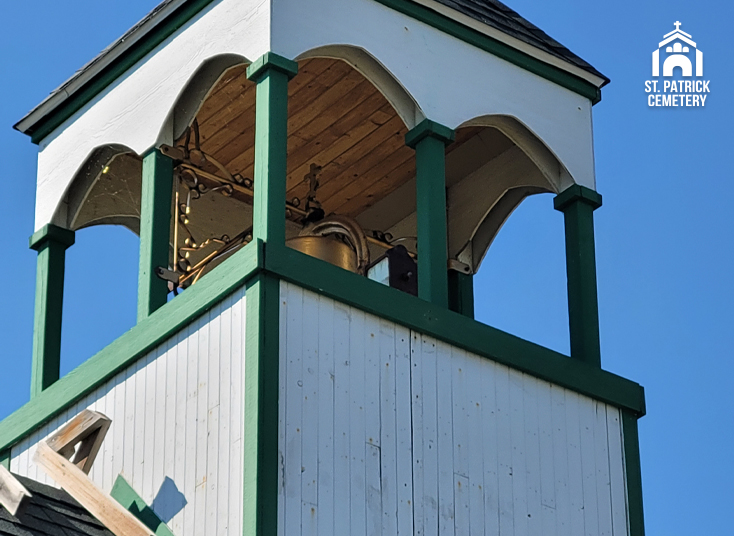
1 1 732 534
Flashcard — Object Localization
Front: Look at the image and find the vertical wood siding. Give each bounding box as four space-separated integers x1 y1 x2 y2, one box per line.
279 281 630 536
9 288 247 536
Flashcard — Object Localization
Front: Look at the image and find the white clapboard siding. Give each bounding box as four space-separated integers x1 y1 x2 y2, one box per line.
279 282 630 536
9 288 247 536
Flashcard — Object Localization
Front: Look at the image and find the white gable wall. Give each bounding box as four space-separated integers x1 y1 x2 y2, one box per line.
32 0 597 232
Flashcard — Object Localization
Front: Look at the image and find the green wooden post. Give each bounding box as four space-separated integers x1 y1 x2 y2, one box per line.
247 52 298 245
406 119 455 308
243 52 296 536
243 272 281 536
448 270 474 318
622 411 646 536
0 449 10 470
29 224 75 398
137 148 174 322
554 184 603 367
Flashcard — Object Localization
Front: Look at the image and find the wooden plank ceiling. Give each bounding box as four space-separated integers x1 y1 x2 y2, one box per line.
184 57 479 222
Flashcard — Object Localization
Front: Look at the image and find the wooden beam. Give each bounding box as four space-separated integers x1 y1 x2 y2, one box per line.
0 465 31 517
34 442 154 536
46 409 111 474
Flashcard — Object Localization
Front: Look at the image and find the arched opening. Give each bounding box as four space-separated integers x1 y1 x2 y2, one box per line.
663 55 692 77
444 117 572 349
56 145 143 371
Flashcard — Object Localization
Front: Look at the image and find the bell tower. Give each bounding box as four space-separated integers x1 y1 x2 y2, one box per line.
1 1 645 535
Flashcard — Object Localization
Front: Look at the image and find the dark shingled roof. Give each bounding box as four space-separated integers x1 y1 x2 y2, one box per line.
434 0 608 82
0 475 113 536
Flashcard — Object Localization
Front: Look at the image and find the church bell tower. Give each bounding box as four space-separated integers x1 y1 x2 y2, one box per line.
1 1 645 535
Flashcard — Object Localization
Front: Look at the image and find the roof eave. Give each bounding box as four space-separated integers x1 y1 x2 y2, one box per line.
13 0 188 138
15 0 609 142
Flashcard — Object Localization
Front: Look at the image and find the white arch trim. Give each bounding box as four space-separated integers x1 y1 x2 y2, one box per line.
34 0 269 231
296 45 424 129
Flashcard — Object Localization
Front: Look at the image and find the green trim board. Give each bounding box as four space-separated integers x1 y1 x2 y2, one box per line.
111 475 175 536
137 148 175 322
0 449 9 470
0 239 644 458
247 53 297 245
29 224 75 398
243 273 281 536
554 185 603 367
19 0 602 145
265 243 646 416
0 240 263 454
406 119 454 307
622 410 646 536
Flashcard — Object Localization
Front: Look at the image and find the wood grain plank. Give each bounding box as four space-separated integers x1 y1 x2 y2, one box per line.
435 340 455 536
217 295 234 534
284 285 303 536
349 308 367 536
333 301 352 536
316 291 335 536
605 407 628 536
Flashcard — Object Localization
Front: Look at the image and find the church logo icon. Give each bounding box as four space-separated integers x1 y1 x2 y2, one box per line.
652 21 703 77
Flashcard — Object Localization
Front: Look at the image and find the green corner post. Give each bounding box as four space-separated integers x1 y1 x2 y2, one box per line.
406 119 455 308
622 410 646 536
0 449 10 470
137 148 174 322
554 184 603 367
448 270 474 318
29 224 75 398
244 52 297 536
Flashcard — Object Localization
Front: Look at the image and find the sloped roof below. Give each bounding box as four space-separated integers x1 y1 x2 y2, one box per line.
0 475 113 536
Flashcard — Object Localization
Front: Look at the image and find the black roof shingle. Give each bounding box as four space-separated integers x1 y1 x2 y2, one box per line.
0 475 113 536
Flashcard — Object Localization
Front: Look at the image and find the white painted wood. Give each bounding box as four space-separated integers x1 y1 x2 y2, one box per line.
33 0 596 233
12 281 630 536
277 282 630 536
9 286 247 536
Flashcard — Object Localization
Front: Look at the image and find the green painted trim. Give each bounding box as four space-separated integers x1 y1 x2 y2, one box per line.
0 240 263 453
554 185 602 367
246 52 298 82
554 184 603 212
24 0 220 144
29 224 75 250
622 411 646 536
374 0 603 104
243 272 281 536
138 148 174 322
0 449 9 470
247 53 296 245
448 270 474 318
408 120 452 307
405 118 455 148
111 475 175 536
266 243 645 415
29 224 75 398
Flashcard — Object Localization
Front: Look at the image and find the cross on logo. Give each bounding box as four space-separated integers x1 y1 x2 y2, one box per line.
674 21 682 30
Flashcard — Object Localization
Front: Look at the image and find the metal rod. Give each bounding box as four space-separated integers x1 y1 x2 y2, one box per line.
177 163 309 218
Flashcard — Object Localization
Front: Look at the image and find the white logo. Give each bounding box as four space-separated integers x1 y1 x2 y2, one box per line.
645 22 710 107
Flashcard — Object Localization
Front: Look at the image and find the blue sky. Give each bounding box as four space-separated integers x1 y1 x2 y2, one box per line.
1 1 732 534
